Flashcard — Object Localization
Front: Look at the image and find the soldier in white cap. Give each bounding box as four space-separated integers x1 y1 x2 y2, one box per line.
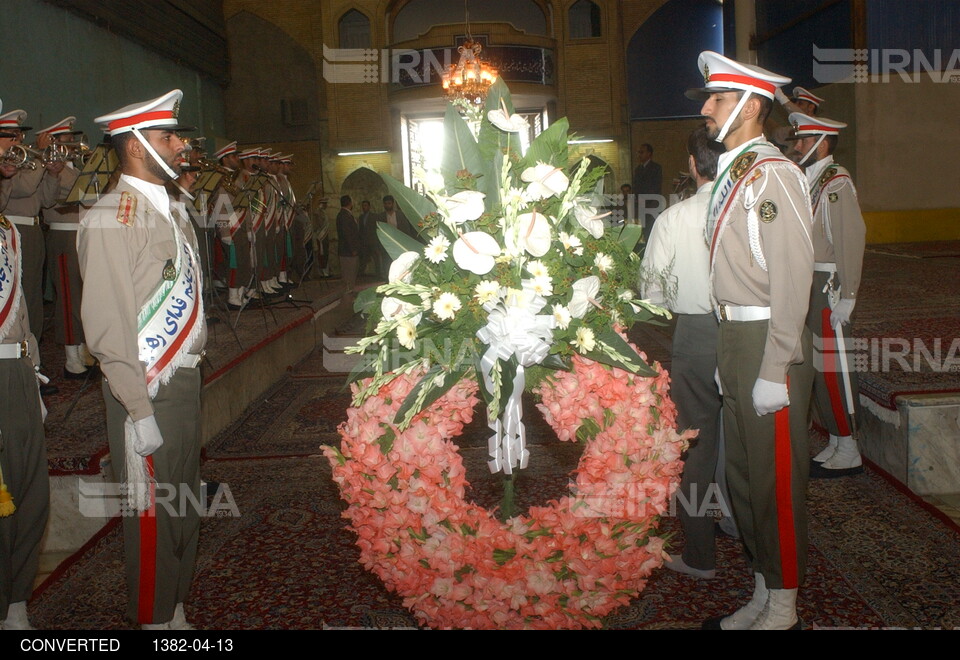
688 51 815 630
210 142 251 308
0 109 60 384
0 97 49 632
787 113 866 478
37 117 99 380
77 90 206 630
777 86 825 117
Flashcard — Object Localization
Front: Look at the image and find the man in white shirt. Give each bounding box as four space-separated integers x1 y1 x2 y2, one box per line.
641 127 729 581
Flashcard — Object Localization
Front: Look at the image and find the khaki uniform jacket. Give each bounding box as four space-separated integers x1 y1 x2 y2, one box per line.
806 157 865 301
42 166 80 225
712 138 815 384
0 223 38 363
78 177 207 421
0 167 59 216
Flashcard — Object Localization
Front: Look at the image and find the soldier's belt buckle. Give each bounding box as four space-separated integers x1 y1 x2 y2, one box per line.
718 305 728 322
19 340 29 358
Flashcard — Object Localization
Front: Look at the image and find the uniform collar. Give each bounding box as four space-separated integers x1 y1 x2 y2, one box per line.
121 174 171 219
805 155 835 186
716 134 766 177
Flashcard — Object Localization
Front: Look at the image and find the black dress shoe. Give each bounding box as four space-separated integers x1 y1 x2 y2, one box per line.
809 462 864 479
40 383 60 397
63 365 101 381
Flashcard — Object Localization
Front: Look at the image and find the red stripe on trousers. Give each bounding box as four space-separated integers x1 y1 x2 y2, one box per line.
820 308 851 436
138 456 158 623
58 254 75 345
774 401 799 589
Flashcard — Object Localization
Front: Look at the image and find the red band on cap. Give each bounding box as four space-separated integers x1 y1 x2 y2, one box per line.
108 111 174 132
796 124 840 134
797 94 822 105
709 73 777 95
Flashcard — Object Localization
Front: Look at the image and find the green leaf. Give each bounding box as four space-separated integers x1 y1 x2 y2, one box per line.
377 221 424 262
522 528 552 541
380 172 436 236
408 526 429 542
576 417 602 443
324 445 346 466
387 475 399 490
393 362 470 428
376 427 396 455
619 224 644 253
520 118 569 170
493 548 517 566
454 564 475 583
353 286 378 315
345 353 378 386
584 329 658 378
459 523 477 537
442 104 485 190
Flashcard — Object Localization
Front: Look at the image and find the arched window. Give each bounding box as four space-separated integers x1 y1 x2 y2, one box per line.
339 9 371 49
569 0 601 39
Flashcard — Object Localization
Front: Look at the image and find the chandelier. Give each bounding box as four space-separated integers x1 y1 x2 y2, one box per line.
441 2 497 107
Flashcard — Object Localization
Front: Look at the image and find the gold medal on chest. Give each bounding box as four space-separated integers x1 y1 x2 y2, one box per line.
0 215 10 230
759 200 778 223
731 152 757 182
829 192 839 203
162 259 177 281
820 166 838 187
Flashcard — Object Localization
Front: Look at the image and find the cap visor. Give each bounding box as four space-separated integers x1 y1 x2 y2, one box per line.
685 86 740 101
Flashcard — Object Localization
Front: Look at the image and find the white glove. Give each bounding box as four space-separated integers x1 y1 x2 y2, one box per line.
830 298 855 328
774 87 790 106
714 367 723 396
222 235 234 246
125 415 164 457
752 378 789 416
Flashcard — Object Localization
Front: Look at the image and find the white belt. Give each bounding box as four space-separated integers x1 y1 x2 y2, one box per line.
0 341 29 360
814 262 837 273
717 304 772 322
183 353 203 369
7 215 39 227
48 223 79 231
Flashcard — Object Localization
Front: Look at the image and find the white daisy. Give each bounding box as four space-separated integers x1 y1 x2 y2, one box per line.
558 231 584 256
474 280 502 305
396 320 417 350
594 252 614 273
424 235 451 264
526 260 550 279
552 304 572 330
573 327 596 354
433 292 462 321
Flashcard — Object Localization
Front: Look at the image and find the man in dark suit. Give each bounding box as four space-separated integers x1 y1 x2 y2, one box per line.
375 195 416 274
632 143 663 241
357 200 378 278
336 194 360 297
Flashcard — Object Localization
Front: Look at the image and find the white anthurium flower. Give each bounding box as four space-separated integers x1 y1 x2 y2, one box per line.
516 211 553 258
389 251 420 284
487 98 530 134
574 203 611 239
381 296 423 326
573 327 596 354
433 292 462 321
424 235 451 264
441 190 486 225
558 231 584 256
569 276 603 319
453 231 501 275
552 304 572 330
594 252 614 273
396 320 417 350
521 162 569 201
474 280 502 305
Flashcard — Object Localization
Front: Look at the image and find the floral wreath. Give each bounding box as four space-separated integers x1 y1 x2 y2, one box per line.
324 82 693 628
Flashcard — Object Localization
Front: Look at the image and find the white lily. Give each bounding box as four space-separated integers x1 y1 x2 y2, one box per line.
453 231 501 275
569 276 603 319
515 211 553 258
521 162 569 201
388 251 420 284
440 190 486 226
574 203 610 239
487 98 530 134
381 296 423 326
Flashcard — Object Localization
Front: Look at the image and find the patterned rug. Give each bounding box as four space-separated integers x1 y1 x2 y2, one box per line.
31 371 960 629
867 241 960 259
853 251 960 409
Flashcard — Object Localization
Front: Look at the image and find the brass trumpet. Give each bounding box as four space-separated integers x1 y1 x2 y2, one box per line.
0 144 43 170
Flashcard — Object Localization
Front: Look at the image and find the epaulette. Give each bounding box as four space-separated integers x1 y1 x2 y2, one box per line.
116 191 137 227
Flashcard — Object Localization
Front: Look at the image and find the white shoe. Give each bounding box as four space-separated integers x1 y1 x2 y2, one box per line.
170 603 195 631
3 601 35 630
64 345 87 375
705 573 768 629
142 621 171 630
228 288 244 307
812 434 839 463
821 436 861 469
260 280 278 294
664 554 716 580
750 588 799 629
